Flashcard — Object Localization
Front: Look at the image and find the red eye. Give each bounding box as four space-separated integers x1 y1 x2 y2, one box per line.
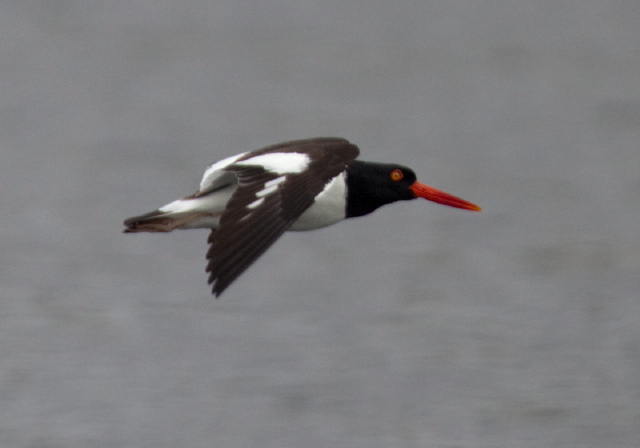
390 169 403 181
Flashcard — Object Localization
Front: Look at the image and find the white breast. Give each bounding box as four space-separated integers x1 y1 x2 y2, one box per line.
289 172 347 231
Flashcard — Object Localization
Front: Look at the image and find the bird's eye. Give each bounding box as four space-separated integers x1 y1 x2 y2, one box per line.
390 169 404 181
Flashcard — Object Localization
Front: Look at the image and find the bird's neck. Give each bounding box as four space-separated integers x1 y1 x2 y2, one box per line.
345 161 393 218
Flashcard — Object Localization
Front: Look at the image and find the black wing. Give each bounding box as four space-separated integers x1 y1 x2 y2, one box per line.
205 137 359 296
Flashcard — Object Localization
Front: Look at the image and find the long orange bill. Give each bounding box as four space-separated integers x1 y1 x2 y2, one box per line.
409 181 481 211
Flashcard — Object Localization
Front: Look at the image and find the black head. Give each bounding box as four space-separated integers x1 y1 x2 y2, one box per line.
345 160 482 219
345 161 419 218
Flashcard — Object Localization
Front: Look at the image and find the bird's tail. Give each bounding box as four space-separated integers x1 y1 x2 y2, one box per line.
123 210 211 233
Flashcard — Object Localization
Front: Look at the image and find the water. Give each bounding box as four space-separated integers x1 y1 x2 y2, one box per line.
1 1 639 446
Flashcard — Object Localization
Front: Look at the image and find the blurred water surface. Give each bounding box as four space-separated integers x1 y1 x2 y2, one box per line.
1 1 639 447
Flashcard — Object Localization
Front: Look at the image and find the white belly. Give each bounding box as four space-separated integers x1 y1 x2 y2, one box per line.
166 172 346 231
289 172 347 231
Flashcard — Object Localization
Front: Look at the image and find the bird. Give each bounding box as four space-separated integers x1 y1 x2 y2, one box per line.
123 137 481 296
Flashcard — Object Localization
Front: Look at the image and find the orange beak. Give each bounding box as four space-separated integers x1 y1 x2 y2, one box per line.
409 181 481 211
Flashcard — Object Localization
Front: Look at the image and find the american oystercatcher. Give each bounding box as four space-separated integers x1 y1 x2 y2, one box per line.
124 137 481 296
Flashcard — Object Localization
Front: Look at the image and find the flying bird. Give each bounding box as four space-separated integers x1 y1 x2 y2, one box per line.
124 137 481 296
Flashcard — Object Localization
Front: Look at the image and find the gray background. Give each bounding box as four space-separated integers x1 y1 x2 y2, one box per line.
2 1 639 447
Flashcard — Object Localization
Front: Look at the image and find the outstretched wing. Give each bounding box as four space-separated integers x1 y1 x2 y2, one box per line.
206 137 359 296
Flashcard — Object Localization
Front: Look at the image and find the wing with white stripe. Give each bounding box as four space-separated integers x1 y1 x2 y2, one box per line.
206 137 359 296
195 152 247 197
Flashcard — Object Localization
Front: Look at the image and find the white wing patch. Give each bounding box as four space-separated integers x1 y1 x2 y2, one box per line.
256 184 278 198
246 197 265 210
199 152 247 192
239 175 287 213
235 152 310 174
264 176 287 188
254 175 286 200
